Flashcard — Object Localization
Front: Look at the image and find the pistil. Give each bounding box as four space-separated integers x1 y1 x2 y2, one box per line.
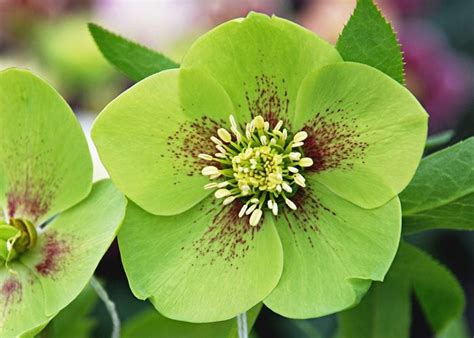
201 115 313 226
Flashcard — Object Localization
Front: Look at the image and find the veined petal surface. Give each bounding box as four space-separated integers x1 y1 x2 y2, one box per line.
0 69 92 224
293 62 428 209
118 199 283 323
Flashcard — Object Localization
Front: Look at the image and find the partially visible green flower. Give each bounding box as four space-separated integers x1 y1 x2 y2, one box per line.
0 68 126 336
93 13 427 322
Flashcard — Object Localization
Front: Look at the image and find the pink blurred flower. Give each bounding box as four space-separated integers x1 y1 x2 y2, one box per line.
400 22 472 134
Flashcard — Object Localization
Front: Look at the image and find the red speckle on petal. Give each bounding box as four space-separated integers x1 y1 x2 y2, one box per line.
245 74 290 128
1 277 22 316
302 106 368 173
190 200 261 267
35 232 70 277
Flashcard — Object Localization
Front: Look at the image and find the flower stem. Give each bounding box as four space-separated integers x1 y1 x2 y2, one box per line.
90 276 120 338
237 312 249 338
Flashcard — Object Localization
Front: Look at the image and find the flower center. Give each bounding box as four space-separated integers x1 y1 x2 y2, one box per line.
0 218 37 264
200 115 313 226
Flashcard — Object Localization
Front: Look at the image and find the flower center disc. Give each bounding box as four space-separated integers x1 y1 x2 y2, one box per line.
200 115 313 226
0 218 37 264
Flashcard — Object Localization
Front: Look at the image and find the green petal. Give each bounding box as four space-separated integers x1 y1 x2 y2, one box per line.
118 200 283 322
294 62 428 209
19 180 126 317
0 263 51 336
92 68 234 216
182 12 342 125
0 69 92 224
263 180 401 318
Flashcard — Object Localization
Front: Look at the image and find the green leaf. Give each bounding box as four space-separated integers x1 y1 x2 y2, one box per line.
264 180 401 318
0 68 93 225
436 317 470 338
122 304 262 338
338 270 411 338
407 244 465 332
336 0 404 84
338 242 465 338
400 137 474 234
42 284 99 338
88 23 179 82
118 200 282 322
294 61 427 209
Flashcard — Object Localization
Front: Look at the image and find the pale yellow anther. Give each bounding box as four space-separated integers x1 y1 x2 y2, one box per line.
282 182 292 193
217 128 232 143
246 203 257 215
215 189 231 199
299 157 314 167
202 166 219 176
294 174 306 187
204 183 218 190
288 166 299 173
229 115 238 130
249 209 263 226
260 135 267 145
293 131 308 143
223 196 235 205
292 141 304 148
211 136 223 145
289 152 301 161
254 115 265 129
267 200 273 209
285 198 297 210
199 153 213 161
216 145 226 154
264 121 270 131
217 181 230 188
274 120 283 132
272 203 278 216
238 204 248 218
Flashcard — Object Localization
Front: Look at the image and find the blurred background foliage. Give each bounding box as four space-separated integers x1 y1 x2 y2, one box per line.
0 0 472 337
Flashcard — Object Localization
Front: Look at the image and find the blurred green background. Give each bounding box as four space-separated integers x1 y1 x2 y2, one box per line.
0 0 472 337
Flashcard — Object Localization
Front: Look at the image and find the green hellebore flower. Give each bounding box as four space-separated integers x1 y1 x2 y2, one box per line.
92 13 428 322
0 68 126 336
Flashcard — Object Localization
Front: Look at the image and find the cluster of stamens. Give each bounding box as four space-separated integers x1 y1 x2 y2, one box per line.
200 115 313 226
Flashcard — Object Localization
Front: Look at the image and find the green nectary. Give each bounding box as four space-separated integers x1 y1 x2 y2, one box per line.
92 12 428 322
0 218 37 264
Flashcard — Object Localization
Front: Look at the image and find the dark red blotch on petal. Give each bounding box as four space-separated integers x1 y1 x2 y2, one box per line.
35 231 71 277
302 102 368 173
